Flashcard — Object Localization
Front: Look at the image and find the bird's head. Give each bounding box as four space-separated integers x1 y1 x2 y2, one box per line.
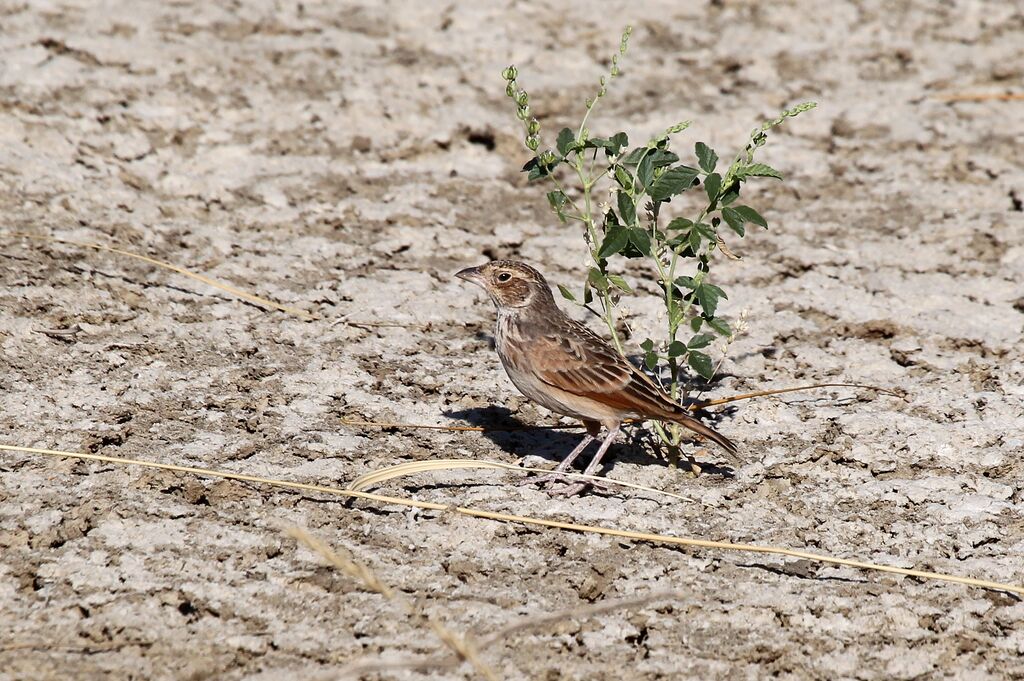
455 260 553 310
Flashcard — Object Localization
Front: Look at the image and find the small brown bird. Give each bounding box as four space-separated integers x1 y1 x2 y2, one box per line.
456 260 737 494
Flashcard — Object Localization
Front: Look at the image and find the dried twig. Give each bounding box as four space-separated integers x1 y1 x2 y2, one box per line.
340 590 685 676
938 92 1024 102
286 526 499 681
3 232 316 319
2 444 1020 597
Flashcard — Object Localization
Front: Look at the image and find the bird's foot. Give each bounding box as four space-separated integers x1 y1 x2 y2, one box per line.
519 472 611 496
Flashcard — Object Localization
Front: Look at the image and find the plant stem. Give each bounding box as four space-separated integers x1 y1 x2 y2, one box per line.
570 150 627 358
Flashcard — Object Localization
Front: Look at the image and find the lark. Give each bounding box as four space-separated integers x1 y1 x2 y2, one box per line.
457 260 736 495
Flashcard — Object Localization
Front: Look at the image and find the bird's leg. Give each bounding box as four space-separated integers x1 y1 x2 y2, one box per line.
547 423 621 496
521 421 599 488
520 433 594 487
580 424 620 478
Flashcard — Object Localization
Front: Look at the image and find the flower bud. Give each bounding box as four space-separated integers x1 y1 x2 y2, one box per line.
527 117 541 135
516 90 529 107
516 105 530 120
526 135 540 151
501 65 518 81
505 82 517 97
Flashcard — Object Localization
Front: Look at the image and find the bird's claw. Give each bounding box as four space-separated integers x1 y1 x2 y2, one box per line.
519 472 612 496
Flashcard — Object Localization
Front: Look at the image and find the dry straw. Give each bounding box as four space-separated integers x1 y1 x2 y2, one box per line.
2 444 1021 597
286 526 498 680
4 232 317 319
287 523 691 677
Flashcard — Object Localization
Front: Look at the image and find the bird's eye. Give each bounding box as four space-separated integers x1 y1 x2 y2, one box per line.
496 272 512 282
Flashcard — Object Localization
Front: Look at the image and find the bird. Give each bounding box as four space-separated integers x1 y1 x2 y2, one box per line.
456 259 737 495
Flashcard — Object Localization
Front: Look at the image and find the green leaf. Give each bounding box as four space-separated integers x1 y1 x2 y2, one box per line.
690 316 704 332
608 131 629 156
649 149 680 168
734 205 768 228
587 267 609 292
640 338 655 352
607 273 633 294
719 183 740 206
614 165 634 192
628 228 652 256
546 190 568 223
687 351 714 380
674 275 697 290
704 172 722 202
620 146 647 166
598 226 629 259
739 163 783 180
637 153 655 189
721 206 746 237
705 283 727 299
648 166 699 201
687 333 714 349
695 142 718 173
617 191 637 226
523 153 559 181
694 222 717 240
582 133 629 157
556 128 575 156
557 284 576 302
667 340 687 357
666 217 693 231
705 316 732 336
644 351 658 371
688 229 702 252
695 283 727 317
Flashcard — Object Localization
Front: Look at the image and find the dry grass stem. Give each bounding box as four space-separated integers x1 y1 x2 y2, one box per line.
286 526 498 681
341 589 685 676
938 91 1024 102
345 458 696 502
2 443 1021 597
2 232 316 319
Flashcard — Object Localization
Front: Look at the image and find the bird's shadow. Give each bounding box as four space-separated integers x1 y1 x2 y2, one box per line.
443 405 735 478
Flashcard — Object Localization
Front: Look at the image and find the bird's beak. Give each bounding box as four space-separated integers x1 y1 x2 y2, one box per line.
455 266 485 288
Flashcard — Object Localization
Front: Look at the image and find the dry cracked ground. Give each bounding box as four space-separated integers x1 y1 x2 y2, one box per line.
1 1 1023 679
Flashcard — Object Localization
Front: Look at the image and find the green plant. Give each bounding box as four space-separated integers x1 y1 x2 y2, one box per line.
502 26 815 457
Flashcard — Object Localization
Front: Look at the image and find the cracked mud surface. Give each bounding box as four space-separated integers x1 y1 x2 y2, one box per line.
1 1 1023 679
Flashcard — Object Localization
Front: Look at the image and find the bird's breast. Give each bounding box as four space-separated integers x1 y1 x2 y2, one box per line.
493 313 622 422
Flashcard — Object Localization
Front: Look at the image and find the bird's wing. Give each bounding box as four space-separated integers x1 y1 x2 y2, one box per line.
525 318 677 416
522 317 738 454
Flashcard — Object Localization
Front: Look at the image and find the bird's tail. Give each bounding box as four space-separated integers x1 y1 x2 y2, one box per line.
665 411 738 455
